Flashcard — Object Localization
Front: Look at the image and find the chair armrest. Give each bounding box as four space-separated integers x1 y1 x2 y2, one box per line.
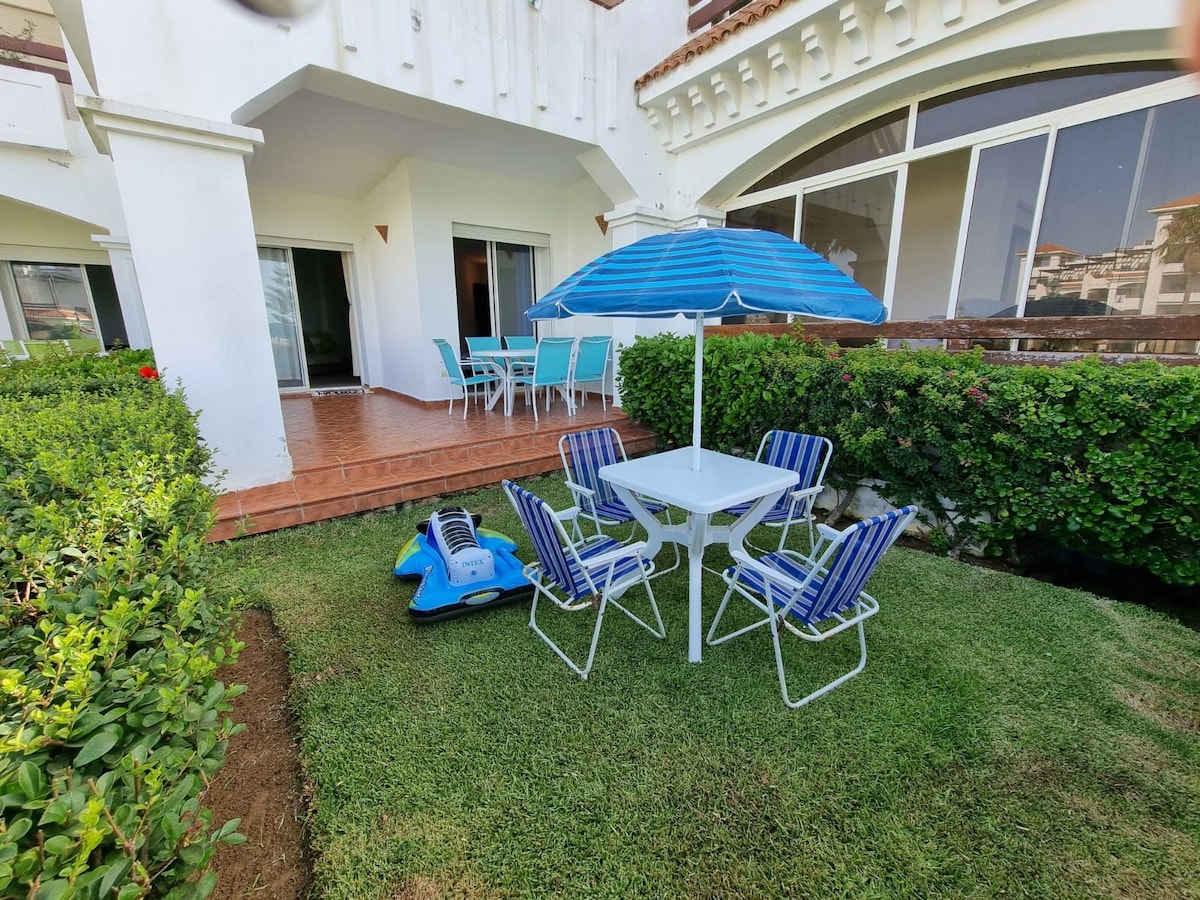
788 485 822 502
553 505 582 523
815 523 840 542
581 540 648 570
563 480 597 501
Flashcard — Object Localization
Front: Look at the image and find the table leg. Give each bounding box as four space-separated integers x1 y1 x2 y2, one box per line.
687 512 710 663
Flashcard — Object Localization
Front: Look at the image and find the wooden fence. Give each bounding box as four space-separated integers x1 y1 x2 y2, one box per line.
687 0 754 32
0 35 70 85
705 315 1200 366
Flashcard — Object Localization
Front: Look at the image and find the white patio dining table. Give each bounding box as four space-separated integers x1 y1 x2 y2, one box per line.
599 446 798 663
470 347 535 416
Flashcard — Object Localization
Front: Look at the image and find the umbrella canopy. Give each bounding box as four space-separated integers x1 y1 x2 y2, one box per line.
526 226 886 469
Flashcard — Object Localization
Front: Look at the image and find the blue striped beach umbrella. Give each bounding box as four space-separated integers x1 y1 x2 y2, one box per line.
526 224 885 470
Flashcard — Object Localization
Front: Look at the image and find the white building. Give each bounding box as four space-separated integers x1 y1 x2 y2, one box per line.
0 0 1194 490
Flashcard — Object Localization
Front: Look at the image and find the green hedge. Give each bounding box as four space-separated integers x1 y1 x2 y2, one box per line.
618 332 1200 587
0 351 244 898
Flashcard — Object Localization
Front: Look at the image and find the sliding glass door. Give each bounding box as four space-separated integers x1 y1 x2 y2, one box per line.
258 247 306 389
452 226 548 354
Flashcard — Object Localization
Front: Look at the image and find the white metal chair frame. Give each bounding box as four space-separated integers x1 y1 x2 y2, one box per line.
707 504 918 708
502 479 666 680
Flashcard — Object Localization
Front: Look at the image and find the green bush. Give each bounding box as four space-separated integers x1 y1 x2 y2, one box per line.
0 352 244 898
617 332 1200 586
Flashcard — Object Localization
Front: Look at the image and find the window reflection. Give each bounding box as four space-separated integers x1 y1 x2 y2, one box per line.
1028 97 1200 351
11 262 98 340
747 109 907 194
915 63 1177 147
954 135 1047 320
800 173 894 302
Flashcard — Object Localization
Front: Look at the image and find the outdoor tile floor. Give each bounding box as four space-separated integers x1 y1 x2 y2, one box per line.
211 388 657 540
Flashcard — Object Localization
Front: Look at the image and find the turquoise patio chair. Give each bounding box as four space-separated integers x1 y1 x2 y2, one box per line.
570 335 612 411
464 336 502 405
503 334 536 376
502 479 665 679
433 338 500 419
511 337 576 421
503 335 536 352
708 504 918 708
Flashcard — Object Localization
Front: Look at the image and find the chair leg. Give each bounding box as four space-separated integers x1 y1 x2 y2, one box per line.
528 581 606 679
706 570 772 647
775 617 870 709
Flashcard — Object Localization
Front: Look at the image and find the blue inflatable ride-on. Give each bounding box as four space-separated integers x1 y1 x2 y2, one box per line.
394 506 533 622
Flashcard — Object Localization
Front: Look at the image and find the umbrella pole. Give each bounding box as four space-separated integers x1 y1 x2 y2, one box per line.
693 315 703 471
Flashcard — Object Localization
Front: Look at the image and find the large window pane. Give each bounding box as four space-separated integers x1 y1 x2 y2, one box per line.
1027 98 1200 351
11 262 98 340
891 151 970 324
494 243 535 339
800 173 895 303
747 109 907 194
258 247 305 389
954 135 1047 319
915 63 1178 148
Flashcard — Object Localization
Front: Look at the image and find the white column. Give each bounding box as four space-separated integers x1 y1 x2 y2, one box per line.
602 205 675 409
79 99 293 491
90 235 150 349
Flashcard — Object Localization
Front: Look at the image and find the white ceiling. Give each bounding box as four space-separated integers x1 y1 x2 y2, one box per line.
243 85 596 199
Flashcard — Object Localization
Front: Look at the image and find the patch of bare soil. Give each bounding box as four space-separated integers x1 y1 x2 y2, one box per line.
207 609 311 899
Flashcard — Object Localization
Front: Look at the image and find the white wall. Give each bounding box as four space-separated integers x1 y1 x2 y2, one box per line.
355 159 418 395
0 196 105 257
402 157 580 401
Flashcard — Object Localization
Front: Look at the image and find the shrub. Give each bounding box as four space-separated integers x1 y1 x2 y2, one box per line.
0 352 244 898
617 332 1200 586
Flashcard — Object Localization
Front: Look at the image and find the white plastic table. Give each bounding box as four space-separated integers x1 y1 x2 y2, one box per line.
599 447 798 663
470 348 534 416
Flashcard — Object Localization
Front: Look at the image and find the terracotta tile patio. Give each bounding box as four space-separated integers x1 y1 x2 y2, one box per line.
210 389 659 540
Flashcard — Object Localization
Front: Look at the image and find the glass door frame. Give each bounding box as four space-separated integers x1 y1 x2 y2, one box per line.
256 237 361 394
451 223 552 342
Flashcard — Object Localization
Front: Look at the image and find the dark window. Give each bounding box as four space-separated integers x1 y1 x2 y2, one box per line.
746 109 907 194
915 62 1179 148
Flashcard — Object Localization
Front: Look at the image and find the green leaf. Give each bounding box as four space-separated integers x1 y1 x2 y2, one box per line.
16 762 43 801
74 730 119 767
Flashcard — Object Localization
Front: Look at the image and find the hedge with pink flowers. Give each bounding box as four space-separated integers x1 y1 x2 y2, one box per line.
617 331 1200 587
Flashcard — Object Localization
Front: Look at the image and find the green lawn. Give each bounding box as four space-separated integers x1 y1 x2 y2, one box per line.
219 476 1200 899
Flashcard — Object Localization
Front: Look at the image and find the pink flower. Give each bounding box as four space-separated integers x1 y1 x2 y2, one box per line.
841 373 853 382
138 366 159 380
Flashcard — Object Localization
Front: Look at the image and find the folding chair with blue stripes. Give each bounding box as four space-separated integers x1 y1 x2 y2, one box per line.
502 479 666 679
558 427 680 576
721 430 832 554
708 504 918 708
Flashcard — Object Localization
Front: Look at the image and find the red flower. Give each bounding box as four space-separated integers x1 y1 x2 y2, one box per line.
138 366 159 380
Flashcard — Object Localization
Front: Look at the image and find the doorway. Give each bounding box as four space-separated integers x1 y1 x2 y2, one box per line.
258 246 358 391
452 228 547 355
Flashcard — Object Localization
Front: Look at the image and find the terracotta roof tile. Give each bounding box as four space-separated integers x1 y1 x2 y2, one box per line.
635 0 797 91
1148 193 1200 212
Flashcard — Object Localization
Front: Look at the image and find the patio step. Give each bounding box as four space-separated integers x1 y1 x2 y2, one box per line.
210 417 659 541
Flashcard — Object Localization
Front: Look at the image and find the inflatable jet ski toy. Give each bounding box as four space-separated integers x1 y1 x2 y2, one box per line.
394 507 533 622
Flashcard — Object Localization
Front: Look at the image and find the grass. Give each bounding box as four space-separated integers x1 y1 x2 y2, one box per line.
218 475 1200 899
